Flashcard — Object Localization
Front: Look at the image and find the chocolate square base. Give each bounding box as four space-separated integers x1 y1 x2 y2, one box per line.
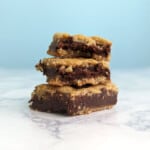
29 83 118 115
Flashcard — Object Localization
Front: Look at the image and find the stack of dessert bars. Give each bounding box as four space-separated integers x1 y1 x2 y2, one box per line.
29 33 118 115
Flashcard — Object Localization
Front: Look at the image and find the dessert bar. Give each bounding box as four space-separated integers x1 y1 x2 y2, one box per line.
47 33 112 61
29 82 118 115
36 58 110 86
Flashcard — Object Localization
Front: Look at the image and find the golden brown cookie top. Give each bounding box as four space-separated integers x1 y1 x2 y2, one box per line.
36 58 109 68
53 33 112 46
32 82 118 98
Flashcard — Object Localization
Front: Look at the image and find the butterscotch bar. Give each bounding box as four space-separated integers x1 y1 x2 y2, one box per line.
29 82 118 115
36 58 110 87
47 33 112 61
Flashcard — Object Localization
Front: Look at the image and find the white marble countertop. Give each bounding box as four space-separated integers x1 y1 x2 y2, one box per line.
0 68 150 150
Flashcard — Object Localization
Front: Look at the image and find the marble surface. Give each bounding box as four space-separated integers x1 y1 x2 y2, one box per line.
0 68 150 150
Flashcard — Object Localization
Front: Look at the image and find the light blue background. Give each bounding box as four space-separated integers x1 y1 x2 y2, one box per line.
0 0 150 69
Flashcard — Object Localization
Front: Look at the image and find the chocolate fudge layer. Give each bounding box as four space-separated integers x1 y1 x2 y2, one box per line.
36 58 110 87
29 82 118 115
47 33 112 61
